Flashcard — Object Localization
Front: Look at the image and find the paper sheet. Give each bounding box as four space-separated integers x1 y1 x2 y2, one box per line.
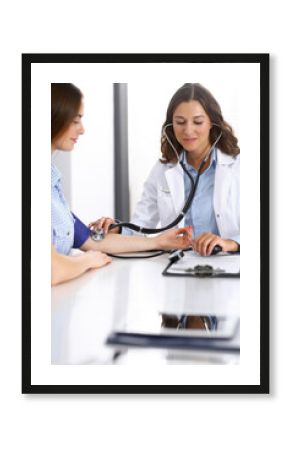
167 252 240 275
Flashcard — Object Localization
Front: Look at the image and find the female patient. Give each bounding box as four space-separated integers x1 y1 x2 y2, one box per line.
51 83 191 285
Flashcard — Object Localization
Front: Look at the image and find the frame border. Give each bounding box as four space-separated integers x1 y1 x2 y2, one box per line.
22 53 269 394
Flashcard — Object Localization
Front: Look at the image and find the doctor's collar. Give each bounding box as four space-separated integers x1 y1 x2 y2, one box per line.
182 146 217 169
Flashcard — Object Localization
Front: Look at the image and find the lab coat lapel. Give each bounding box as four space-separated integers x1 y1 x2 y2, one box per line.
165 164 185 215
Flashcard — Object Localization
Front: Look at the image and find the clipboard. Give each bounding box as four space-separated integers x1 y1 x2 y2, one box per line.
106 332 240 352
163 252 240 278
106 316 240 353
106 325 240 353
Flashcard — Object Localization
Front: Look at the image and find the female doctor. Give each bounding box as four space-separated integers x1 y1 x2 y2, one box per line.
51 83 192 285
91 83 240 256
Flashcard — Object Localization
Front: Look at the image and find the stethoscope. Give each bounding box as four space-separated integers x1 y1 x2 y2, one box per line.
93 123 222 258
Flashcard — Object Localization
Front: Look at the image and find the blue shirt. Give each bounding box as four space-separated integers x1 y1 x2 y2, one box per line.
184 148 219 239
51 163 90 255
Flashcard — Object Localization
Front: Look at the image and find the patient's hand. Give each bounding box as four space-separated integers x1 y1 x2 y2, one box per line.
86 250 112 268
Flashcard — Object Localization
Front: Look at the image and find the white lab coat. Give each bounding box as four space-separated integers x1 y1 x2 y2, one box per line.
131 149 240 239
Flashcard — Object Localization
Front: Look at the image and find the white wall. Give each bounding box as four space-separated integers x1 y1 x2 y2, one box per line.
69 81 114 224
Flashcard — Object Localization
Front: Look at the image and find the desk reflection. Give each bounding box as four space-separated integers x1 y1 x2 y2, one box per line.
161 314 217 332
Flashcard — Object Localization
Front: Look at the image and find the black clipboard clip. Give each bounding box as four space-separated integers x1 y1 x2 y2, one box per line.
163 262 240 278
185 264 225 277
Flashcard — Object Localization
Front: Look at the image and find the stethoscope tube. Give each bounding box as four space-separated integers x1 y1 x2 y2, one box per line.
109 123 222 235
108 160 197 234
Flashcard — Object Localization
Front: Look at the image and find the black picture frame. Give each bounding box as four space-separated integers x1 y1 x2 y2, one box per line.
22 53 269 394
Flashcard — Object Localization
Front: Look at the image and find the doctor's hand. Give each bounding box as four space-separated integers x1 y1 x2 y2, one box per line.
155 226 193 251
88 217 120 235
192 232 239 256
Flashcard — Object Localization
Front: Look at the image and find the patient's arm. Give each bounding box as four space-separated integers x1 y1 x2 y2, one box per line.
80 226 192 254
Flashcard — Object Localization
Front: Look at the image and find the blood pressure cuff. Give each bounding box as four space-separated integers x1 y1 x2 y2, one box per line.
72 213 91 249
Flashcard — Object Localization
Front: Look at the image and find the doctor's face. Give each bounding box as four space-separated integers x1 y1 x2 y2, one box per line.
173 100 212 155
53 101 85 152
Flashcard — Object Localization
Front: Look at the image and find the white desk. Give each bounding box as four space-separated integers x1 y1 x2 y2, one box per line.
51 254 240 365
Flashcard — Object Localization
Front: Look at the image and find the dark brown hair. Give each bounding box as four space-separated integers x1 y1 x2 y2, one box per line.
161 83 240 163
51 83 83 145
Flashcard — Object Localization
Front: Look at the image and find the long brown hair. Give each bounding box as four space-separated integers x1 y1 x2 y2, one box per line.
51 83 83 145
161 83 240 163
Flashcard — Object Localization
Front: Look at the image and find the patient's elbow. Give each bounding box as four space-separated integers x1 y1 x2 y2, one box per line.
51 270 61 286
51 247 66 286
51 263 65 286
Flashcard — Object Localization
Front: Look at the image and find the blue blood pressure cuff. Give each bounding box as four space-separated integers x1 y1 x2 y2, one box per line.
72 213 91 249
